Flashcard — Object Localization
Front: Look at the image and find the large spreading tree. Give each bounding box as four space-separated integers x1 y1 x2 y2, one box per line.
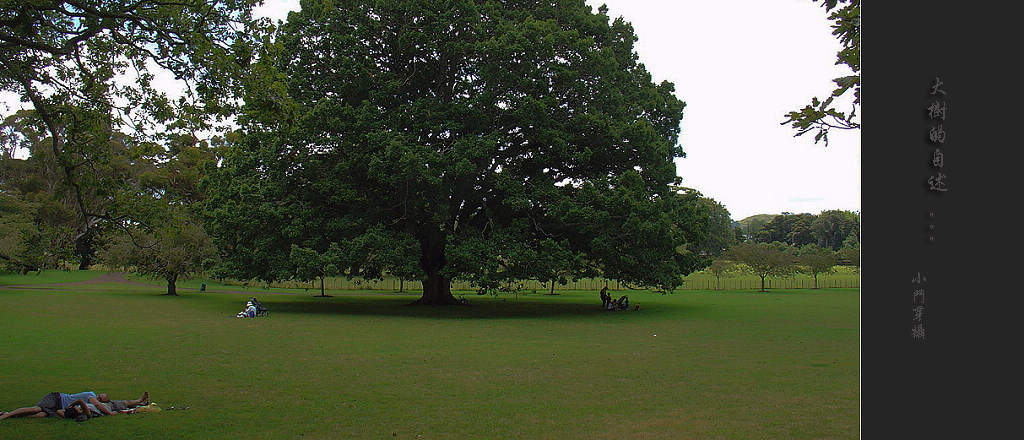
207 0 711 304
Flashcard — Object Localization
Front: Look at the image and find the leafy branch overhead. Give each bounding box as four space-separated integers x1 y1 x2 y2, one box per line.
0 0 270 281
782 0 860 146
0 0 266 255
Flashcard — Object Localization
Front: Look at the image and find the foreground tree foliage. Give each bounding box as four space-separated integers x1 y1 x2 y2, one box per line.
0 0 264 269
206 0 714 304
781 0 860 145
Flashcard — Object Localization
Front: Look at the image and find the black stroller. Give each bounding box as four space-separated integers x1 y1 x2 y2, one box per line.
248 297 269 317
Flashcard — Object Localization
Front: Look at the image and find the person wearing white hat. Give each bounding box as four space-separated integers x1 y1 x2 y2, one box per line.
236 301 257 318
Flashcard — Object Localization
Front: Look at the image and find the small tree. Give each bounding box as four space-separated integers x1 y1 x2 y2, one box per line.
797 244 837 289
532 239 594 296
289 244 343 297
389 254 423 293
343 225 423 293
100 216 217 295
707 260 736 291
726 242 797 292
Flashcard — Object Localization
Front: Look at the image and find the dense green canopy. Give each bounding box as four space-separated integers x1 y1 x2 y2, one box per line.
206 0 716 304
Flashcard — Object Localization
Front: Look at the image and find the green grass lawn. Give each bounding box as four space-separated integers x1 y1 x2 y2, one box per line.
0 270 109 285
0 271 859 439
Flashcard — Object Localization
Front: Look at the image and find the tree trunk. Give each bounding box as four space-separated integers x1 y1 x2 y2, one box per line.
411 232 459 305
165 273 178 296
759 274 767 292
315 275 330 297
414 269 459 305
76 227 96 270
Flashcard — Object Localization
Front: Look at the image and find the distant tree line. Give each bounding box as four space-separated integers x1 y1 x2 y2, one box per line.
740 211 858 251
702 210 860 292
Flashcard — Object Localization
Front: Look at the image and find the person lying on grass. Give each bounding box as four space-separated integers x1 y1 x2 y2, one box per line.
57 398 104 421
57 393 152 421
0 391 149 421
94 392 149 413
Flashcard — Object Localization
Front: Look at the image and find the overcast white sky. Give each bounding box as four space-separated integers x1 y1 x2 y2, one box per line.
261 0 861 221
591 0 860 221
3 1 860 222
